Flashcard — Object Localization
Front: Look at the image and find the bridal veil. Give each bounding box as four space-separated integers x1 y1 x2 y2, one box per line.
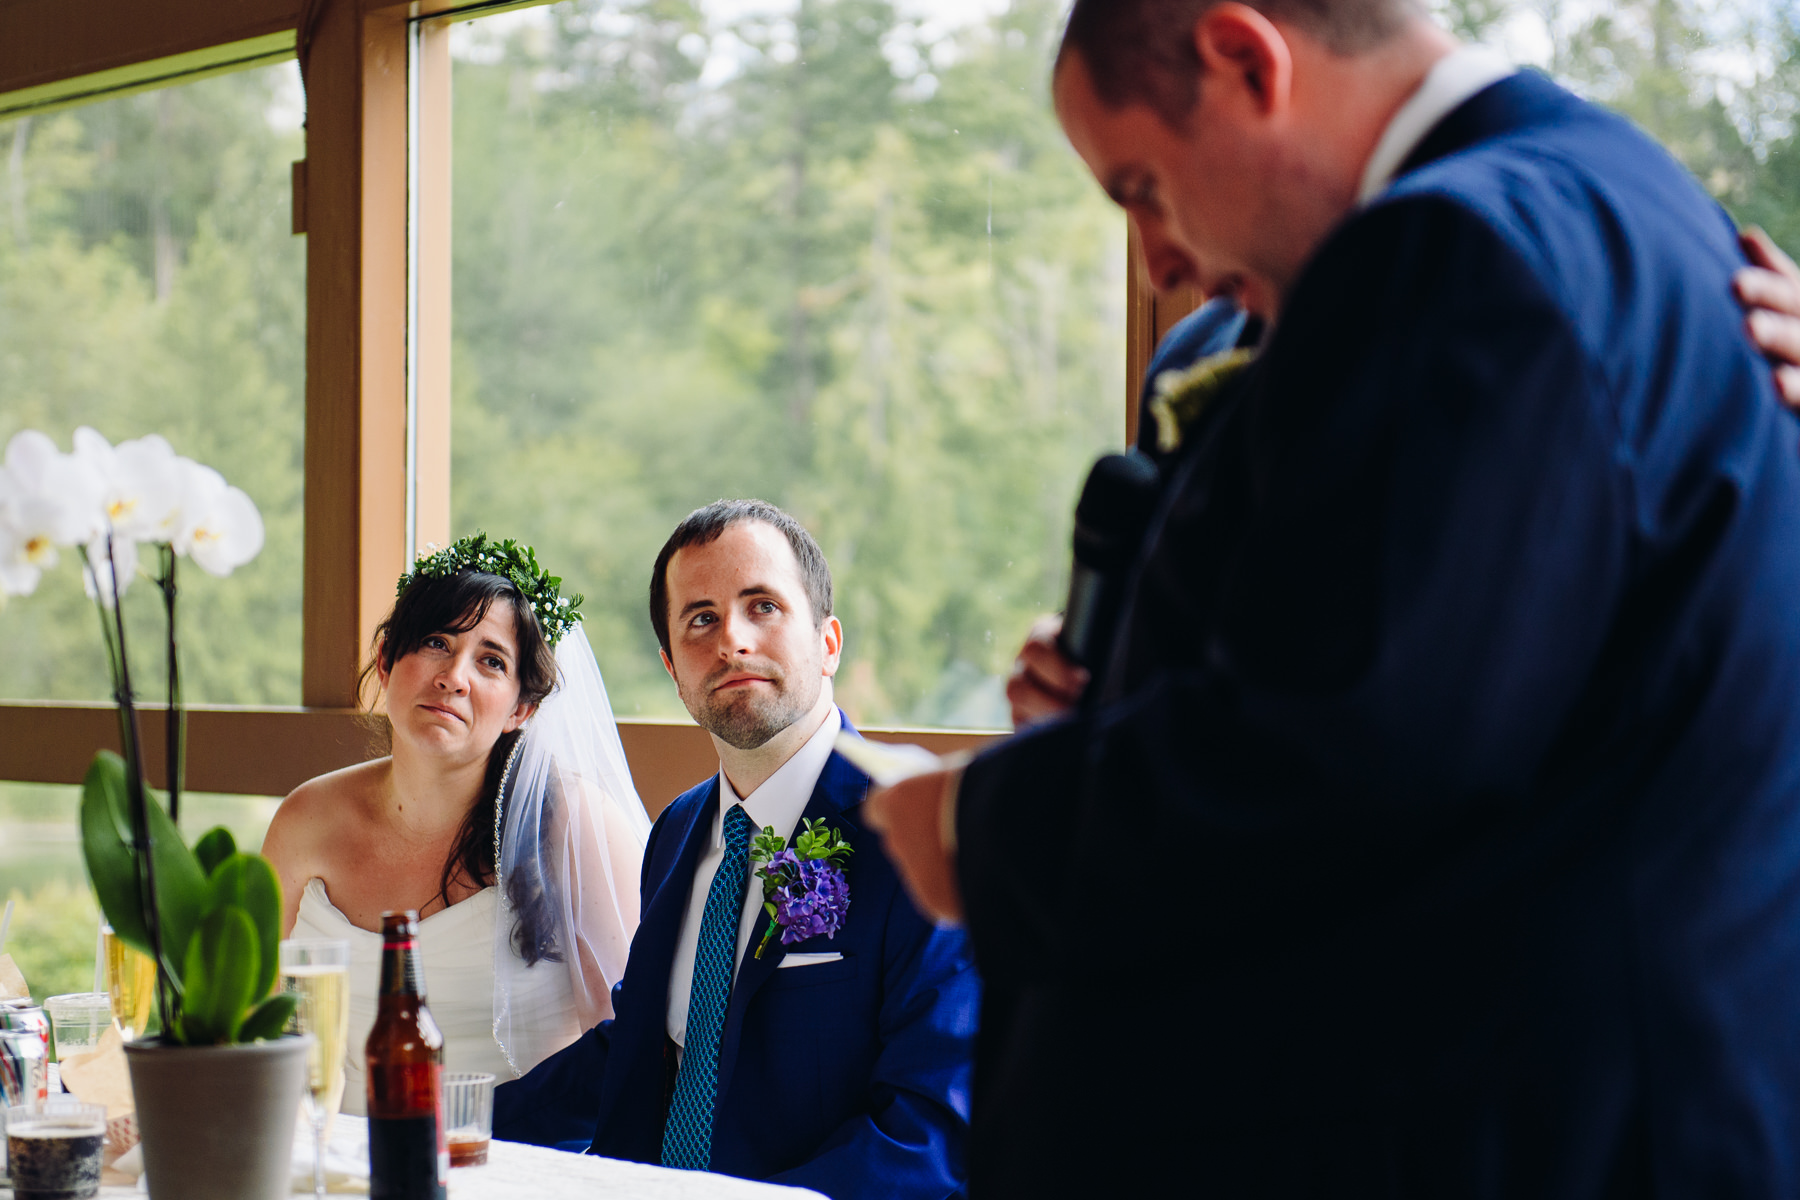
491 622 651 1074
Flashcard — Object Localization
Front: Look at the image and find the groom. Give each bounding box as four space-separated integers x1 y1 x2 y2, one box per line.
494 499 977 1199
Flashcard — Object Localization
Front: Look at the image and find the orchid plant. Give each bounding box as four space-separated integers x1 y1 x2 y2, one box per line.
0 428 264 823
0 427 288 1045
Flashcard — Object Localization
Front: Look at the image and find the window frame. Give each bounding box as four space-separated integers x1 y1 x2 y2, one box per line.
0 0 1175 811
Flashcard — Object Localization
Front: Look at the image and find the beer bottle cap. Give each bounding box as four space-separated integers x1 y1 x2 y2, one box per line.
379 910 421 941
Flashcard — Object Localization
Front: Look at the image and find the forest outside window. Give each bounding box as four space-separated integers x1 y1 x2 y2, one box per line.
0 62 307 706
442 0 1128 731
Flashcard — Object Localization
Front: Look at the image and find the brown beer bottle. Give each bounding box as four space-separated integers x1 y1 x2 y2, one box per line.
366 911 447 1200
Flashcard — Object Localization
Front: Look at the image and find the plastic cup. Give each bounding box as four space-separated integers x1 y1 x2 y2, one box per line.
7 1101 105 1199
42 995 111 1060
444 1072 494 1168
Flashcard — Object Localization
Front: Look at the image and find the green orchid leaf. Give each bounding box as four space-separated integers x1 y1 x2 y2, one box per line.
204 853 284 1001
79 751 207 995
179 906 259 1045
80 754 141 938
192 827 237 877
90 751 136 845
237 993 298 1043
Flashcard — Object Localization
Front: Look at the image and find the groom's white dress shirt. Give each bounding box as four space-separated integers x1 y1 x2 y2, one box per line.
1358 44 1515 204
666 705 843 1053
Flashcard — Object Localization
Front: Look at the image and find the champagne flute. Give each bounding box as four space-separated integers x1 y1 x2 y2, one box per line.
101 924 155 1040
280 939 350 1200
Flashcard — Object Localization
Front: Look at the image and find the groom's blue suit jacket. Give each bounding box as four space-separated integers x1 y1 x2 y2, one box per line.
958 71 1800 1196
494 722 978 1199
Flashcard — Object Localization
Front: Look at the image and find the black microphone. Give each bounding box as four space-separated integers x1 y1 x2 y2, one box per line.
1057 451 1161 676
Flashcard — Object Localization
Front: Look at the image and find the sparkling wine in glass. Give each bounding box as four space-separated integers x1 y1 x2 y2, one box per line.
281 938 351 1200
102 924 155 1040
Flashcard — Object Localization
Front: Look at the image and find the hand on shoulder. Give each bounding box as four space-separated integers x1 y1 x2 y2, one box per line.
1736 227 1800 408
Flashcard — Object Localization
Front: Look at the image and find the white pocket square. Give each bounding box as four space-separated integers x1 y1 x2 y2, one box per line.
778 952 844 968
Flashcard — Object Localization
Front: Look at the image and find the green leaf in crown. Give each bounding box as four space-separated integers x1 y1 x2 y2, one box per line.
398 531 585 646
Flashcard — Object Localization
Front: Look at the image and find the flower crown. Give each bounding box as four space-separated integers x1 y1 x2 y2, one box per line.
398 533 583 646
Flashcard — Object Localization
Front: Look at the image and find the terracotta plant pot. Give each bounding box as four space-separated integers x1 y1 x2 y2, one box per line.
124 1034 312 1200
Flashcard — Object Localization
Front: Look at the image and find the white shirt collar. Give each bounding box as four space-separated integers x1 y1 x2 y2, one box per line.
714 706 843 846
1358 45 1515 204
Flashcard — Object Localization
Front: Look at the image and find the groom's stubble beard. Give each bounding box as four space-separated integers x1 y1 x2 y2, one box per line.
682 656 823 750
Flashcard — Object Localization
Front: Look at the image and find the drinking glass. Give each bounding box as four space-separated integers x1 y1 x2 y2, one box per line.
444 1073 495 1168
101 925 154 1041
6 1101 105 1200
43 995 111 1060
280 939 350 1200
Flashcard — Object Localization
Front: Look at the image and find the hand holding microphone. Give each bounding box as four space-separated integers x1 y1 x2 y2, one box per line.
1007 615 1088 729
1008 451 1161 729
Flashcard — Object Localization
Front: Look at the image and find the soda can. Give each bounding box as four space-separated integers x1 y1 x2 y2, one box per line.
0 1007 51 1073
0 1026 49 1185
0 1006 51 1059
0 1026 49 1107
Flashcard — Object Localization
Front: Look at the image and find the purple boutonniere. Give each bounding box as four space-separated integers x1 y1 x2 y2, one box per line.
750 818 854 959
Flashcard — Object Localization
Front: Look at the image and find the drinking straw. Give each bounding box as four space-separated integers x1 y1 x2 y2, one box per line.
0 898 13 953
95 921 106 994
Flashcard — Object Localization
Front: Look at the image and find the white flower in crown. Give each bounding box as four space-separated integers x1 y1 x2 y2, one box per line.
0 430 105 597
173 460 264 577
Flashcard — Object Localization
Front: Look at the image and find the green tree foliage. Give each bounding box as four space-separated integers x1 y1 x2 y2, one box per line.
2 879 100 1007
450 0 1125 727
4 0 1800 730
0 67 305 706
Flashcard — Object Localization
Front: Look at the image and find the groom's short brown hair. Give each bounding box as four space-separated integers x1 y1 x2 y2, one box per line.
649 499 834 653
1059 0 1418 127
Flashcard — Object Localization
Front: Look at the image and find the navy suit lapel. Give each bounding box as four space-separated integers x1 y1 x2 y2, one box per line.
711 745 870 1109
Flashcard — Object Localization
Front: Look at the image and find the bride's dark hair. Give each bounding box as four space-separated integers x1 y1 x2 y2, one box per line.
361 569 564 963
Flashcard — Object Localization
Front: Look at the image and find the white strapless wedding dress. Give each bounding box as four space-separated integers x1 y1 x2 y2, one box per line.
291 878 583 1116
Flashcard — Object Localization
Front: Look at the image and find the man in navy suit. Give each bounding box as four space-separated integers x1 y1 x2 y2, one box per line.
869 0 1800 1195
495 499 977 1199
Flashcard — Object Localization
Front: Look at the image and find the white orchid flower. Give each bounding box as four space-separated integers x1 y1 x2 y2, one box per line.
0 480 31 600
0 430 105 595
72 427 184 545
174 461 264 576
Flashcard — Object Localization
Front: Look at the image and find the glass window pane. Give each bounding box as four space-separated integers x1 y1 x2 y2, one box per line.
449 0 1124 730
0 63 306 705
0 781 278 1005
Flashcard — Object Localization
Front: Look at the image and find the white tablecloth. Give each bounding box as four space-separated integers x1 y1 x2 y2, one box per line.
3 1113 823 1199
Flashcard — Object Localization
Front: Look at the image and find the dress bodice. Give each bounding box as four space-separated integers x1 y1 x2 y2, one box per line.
291 877 582 1116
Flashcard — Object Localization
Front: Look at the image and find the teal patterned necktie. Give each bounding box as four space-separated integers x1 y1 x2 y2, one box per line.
662 801 755 1170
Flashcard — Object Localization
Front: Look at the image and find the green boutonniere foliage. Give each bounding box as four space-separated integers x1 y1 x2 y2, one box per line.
1147 348 1256 454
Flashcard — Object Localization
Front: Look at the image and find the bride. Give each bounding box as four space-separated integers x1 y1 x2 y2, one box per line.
263 534 649 1114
